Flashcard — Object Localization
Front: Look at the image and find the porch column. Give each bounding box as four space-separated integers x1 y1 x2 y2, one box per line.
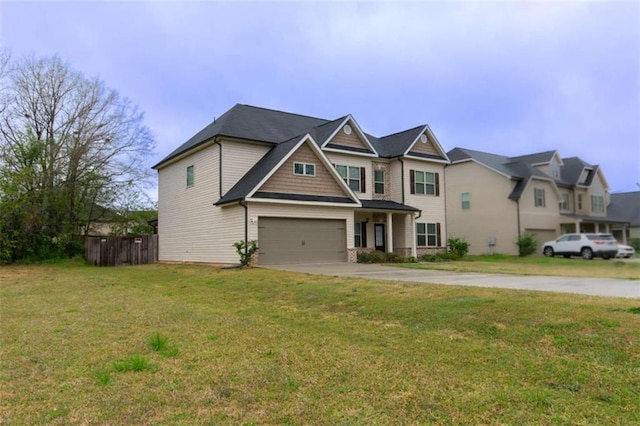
410 213 417 258
623 224 628 244
386 212 393 253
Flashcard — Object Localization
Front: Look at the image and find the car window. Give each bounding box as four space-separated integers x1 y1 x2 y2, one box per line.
568 235 581 241
557 236 570 242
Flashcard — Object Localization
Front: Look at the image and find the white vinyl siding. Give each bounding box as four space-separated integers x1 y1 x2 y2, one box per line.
222 140 271 194
158 145 245 263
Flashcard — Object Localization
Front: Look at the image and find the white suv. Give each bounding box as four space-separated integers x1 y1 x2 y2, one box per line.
542 233 619 260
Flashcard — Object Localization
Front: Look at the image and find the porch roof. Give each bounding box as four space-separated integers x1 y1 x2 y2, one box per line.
560 213 629 225
359 200 420 212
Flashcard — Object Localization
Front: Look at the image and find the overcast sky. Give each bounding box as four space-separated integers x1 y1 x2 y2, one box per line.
2 1 639 198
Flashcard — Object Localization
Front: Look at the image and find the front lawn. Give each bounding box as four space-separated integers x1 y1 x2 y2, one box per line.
1 262 639 424
395 254 640 280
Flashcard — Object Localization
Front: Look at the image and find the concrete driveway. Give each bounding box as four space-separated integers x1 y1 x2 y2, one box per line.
261 262 640 298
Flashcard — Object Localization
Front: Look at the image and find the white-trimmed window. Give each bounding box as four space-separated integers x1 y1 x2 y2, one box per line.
293 162 315 176
559 193 569 211
410 170 439 196
577 194 583 210
416 223 441 247
186 165 194 187
354 222 364 247
591 195 604 213
534 188 545 207
461 192 470 210
374 170 385 194
550 163 560 179
335 165 365 192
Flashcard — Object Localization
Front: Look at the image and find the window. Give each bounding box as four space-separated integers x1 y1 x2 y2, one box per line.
559 193 569 211
335 165 365 192
186 165 194 187
534 188 545 207
591 195 604 213
578 194 583 210
293 162 315 176
354 222 367 247
416 223 441 247
410 170 439 196
461 192 470 210
374 170 385 194
550 163 560 179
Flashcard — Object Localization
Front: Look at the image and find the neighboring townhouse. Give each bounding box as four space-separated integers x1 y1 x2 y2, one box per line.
153 104 450 265
445 148 627 255
608 191 640 243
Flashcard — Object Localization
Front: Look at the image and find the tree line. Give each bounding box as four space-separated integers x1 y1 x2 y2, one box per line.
0 51 156 263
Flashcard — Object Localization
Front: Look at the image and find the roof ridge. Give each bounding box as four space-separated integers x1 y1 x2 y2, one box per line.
379 124 425 140
238 103 330 123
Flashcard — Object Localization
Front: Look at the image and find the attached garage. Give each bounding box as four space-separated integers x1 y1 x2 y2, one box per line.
525 229 557 250
258 217 347 264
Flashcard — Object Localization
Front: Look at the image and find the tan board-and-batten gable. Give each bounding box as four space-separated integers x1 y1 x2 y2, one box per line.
257 142 347 197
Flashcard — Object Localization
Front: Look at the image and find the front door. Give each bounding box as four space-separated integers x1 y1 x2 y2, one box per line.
374 223 386 252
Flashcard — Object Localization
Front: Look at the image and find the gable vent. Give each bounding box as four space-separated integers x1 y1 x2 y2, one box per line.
420 134 427 143
343 124 352 135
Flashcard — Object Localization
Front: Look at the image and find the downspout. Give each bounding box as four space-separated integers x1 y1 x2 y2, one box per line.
213 138 222 197
516 199 521 237
399 158 405 205
239 200 248 259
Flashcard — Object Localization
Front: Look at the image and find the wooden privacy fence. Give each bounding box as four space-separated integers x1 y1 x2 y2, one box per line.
84 235 158 266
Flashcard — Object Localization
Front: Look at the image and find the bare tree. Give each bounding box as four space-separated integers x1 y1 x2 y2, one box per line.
0 54 155 261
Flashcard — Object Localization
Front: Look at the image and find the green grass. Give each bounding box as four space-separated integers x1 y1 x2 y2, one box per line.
394 254 640 279
1 262 639 424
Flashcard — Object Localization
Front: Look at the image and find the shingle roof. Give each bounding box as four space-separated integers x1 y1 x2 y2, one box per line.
374 126 425 157
608 191 640 226
447 147 568 200
155 104 328 168
561 157 594 185
509 150 557 165
154 104 445 168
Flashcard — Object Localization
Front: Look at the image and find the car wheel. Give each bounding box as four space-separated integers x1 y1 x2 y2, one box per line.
543 246 554 257
581 247 593 260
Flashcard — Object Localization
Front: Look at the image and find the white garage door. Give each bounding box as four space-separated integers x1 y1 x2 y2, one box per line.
258 218 347 265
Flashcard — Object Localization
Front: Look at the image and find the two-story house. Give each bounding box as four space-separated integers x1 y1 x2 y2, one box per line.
153 104 450 265
445 148 627 255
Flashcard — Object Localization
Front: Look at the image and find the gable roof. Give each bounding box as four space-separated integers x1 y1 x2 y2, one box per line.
608 191 640 226
154 104 449 168
215 134 360 206
447 147 588 200
154 104 328 168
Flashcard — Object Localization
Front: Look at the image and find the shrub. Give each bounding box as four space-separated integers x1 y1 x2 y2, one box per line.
233 240 258 267
421 252 458 262
357 251 417 264
516 234 537 257
629 238 640 253
447 237 470 259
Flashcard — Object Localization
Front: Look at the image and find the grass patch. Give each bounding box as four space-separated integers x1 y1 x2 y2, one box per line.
1 262 639 424
394 254 640 279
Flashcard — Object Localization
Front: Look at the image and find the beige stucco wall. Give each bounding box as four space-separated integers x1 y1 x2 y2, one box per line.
518 179 561 233
445 161 519 255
